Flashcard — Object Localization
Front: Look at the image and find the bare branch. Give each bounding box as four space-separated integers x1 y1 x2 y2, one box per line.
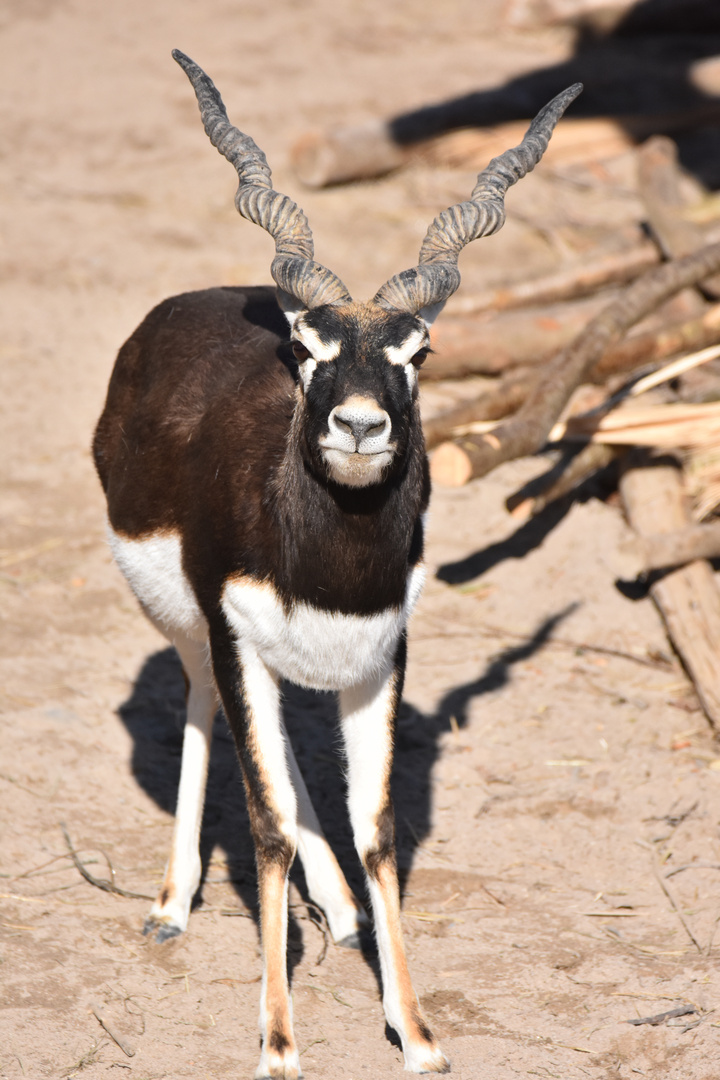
61 823 153 902
431 242 720 485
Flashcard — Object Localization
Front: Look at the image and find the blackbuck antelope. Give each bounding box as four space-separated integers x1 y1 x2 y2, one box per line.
94 50 580 1078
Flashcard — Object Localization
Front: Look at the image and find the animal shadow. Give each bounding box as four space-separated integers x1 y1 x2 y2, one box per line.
117 602 575 971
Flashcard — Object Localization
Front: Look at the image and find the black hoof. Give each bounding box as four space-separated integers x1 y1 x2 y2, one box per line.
143 917 182 943
337 925 375 953
337 931 363 949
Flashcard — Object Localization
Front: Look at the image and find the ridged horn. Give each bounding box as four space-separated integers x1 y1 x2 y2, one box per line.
172 50 352 310
373 83 583 315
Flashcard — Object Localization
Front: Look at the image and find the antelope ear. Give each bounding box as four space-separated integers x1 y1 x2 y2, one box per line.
417 299 447 329
276 288 306 329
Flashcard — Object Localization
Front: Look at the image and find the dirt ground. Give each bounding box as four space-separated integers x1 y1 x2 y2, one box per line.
2 3 720 1079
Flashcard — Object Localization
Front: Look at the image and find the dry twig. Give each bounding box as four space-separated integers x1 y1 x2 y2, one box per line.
627 1005 697 1026
61 823 153 902
665 861 720 879
290 901 330 965
473 620 673 670
91 1006 136 1058
640 840 704 954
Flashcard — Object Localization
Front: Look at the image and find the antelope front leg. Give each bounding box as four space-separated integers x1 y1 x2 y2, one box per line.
212 630 300 1080
339 650 449 1074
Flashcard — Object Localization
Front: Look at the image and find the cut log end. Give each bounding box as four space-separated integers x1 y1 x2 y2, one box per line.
430 442 473 486
290 123 405 188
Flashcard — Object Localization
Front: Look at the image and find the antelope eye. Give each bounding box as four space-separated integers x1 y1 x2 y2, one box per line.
410 347 430 368
292 341 312 362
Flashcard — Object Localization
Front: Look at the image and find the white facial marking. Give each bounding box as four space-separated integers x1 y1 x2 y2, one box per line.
294 324 342 362
298 357 317 391
384 328 427 367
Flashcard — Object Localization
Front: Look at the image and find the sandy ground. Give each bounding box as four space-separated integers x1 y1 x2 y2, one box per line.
2 3 720 1079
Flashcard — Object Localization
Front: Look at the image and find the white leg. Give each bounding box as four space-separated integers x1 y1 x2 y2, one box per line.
340 664 449 1074
284 731 369 945
145 633 217 942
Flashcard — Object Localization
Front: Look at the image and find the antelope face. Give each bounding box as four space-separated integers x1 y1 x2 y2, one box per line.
289 302 430 488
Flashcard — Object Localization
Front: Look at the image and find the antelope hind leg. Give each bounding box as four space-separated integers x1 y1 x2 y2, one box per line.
144 633 217 943
284 728 369 947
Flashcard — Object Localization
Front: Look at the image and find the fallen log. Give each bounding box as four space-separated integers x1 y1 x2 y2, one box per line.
423 305 720 448
291 104 720 188
423 368 533 448
443 240 660 318
637 136 720 298
630 520 720 572
430 242 720 486
423 295 608 379
620 455 720 727
424 295 720 382
529 443 619 516
591 302 720 382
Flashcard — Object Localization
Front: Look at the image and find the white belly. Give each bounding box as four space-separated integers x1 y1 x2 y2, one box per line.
107 522 425 692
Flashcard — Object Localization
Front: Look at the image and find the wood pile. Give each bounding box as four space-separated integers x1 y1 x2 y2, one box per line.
298 76 720 726
418 133 720 729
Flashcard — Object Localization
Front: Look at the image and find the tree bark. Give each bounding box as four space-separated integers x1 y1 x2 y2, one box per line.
620 455 720 727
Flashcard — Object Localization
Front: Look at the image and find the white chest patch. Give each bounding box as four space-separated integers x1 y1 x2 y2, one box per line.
222 564 425 692
107 522 426 692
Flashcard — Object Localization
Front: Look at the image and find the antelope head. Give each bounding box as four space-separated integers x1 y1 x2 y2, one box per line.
173 50 581 489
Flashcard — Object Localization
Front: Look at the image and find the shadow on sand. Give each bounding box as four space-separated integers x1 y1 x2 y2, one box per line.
388 0 720 187
117 587 576 982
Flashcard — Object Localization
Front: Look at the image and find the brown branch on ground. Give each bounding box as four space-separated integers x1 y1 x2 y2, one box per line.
430 242 720 486
60 823 153 902
443 241 660 317
627 1005 697 1026
628 519 720 572
620 455 720 728
423 368 533 447
290 105 720 188
423 295 609 380
638 136 720 298
423 303 720 448
528 444 620 515
91 1006 136 1058
665 862 720 879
